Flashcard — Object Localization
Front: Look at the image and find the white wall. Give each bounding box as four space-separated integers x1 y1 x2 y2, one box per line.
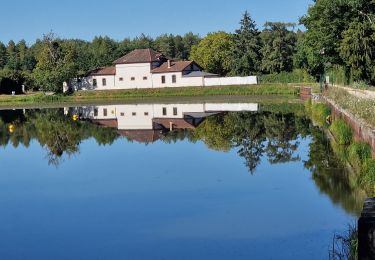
205 103 259 112
204 76 258 86
152 72 203 88
115 63 153 89
153 104 205 118
116 105 155 130
72 75 116 90
70 67 258 91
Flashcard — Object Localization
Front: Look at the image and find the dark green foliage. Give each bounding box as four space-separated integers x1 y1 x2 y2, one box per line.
260 22 297 74
230 11 262 76
259 69 315 84
329 119 353 145
301 0 375 84
348 142 372 172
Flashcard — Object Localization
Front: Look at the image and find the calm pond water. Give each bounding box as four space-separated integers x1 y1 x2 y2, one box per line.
0 100 362 260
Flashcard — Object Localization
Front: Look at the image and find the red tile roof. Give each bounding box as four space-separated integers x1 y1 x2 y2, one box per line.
118 130 164 144
88 67 116 76
153 118 196 129
91 119 118 128
113 49 165 64
151 61 196 73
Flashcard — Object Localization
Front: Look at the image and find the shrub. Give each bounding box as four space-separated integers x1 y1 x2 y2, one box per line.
311 103 331 127
329 119 353 145
348 142 372 171
259 69 316 84
359 159 375 195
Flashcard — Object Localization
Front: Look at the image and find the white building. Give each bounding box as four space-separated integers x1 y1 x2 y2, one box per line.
71 49 258 91
66 102 259 143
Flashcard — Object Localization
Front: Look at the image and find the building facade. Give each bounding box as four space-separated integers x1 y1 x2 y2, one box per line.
65 102 259 143
71 48 257 91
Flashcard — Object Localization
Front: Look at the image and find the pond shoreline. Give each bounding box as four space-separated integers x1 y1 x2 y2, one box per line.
0 85 299 108
323 95 375 157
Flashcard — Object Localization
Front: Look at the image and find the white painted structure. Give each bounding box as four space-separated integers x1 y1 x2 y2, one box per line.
204 76 258 86
70 49 258 91
66 102 259 131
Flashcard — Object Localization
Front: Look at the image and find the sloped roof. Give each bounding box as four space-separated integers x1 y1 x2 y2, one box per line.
183 71 219 78
87 67 116 76
113 49 164 64
153 118 196 129
91 119 118 128
118 129 163 144
151 61 198 73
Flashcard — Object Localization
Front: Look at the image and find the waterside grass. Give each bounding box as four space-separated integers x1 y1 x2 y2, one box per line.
326 87 375 128
307 99 375 196
0 84 299 107
329 119 353 145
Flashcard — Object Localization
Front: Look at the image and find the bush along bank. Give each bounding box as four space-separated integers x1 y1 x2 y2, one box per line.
307 100 375 196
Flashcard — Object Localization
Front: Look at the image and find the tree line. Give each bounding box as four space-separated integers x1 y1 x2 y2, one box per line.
0 11 306 93
1 0 374 93
0 33 201 93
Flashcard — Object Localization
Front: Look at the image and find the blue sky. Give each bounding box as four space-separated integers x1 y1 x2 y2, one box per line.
0 0 313 44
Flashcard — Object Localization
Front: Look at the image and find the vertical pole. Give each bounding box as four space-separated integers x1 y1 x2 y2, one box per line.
358 198 375 260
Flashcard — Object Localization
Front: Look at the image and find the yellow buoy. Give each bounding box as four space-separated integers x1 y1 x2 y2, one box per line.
8 124 15 133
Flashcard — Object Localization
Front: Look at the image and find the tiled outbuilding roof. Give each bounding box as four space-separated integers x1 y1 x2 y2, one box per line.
87 67 116 76
151 61 199 73
113 49 164 64
118 130 163 144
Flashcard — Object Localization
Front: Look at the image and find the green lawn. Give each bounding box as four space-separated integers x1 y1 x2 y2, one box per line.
0 84 300 107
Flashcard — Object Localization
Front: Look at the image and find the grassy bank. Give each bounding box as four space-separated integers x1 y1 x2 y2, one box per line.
0 84 299 107
308 100 375 195
326 87 375 127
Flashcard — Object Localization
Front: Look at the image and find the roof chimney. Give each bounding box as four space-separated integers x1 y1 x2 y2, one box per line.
167 60 171 68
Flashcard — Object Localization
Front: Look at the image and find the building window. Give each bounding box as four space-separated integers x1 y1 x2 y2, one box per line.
173 107 178 116
93 79 97 87
144 112 149 116
94 108 98 117
143 76 148 80
119 77 124 81
161 76 166 84
131 77 135 81
162 107 167 116
102 78 106 86
132 112 136 116
120 112 125 117
103 109 107 117
172 75 177 83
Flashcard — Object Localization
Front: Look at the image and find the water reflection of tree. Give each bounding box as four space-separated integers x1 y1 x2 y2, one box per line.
163 111 310 174
304 127 366 216
0 109 119 166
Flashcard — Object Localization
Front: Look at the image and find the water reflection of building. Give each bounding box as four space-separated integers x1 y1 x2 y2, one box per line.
65 103 259 143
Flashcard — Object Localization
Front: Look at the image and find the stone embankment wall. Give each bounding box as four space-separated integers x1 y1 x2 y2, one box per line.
324 97 375 157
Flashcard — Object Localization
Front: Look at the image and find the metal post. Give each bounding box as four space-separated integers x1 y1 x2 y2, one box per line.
359 198 375 259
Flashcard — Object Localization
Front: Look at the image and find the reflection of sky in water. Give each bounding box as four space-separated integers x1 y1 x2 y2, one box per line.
0 132 355 260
